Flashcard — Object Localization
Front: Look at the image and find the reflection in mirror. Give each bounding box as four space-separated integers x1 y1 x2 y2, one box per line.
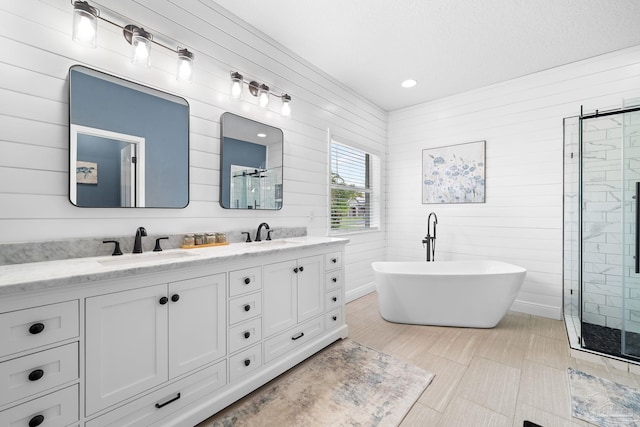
69 65 189 208
220 113 283 210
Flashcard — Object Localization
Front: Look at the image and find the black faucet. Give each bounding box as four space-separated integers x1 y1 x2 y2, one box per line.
422 212 437 262
255 222 270 242
133 227 147 253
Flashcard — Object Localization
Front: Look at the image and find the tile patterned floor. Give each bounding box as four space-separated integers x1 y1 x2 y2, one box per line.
347 292 640 427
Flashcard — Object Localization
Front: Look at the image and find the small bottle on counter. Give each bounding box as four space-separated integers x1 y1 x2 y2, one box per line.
194 233 205 245
205 233 217 244
183 234 195 246
215 232 227 243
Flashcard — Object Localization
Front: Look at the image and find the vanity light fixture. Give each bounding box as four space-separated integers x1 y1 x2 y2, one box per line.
230 71 293 117
71 1 194 81
72 1 98 48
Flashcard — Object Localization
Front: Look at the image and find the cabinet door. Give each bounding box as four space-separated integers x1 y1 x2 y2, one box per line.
168 273 226 378
297 255 324 322
85 284 168 415
263 260 297 337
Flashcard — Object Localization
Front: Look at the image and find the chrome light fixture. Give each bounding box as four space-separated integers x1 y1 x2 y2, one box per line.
71 1 195 81
176 48 194 82
72 1 98 48
230 72 243 100
232 72 292 117
124 25 152 67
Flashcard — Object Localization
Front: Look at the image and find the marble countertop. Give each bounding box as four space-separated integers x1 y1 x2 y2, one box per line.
0 236 348 296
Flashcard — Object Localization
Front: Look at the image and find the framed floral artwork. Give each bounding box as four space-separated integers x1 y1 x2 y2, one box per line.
422 140 485 203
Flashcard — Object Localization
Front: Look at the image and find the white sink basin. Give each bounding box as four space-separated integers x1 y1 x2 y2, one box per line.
98 251 198 267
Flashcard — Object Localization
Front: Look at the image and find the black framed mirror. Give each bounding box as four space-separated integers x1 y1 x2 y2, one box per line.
69 65 189 208
220 113 283 210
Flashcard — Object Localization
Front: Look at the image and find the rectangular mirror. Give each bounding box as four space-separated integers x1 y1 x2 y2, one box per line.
220 113 283 209
69 65 189 208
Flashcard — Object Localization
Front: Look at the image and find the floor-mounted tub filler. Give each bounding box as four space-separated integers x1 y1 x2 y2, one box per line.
372 260 526 328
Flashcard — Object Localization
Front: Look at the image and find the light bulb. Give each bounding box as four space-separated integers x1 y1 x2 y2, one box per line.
125 26 152 67
72 1 98 48
281 94 292 118
258 84 269 109
230 72 243 100
176 49 194 82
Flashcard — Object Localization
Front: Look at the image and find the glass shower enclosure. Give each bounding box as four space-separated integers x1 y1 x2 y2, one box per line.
564 103 640 361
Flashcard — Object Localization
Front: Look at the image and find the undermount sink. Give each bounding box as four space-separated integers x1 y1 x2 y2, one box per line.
98 250 198 266
251 239 298 246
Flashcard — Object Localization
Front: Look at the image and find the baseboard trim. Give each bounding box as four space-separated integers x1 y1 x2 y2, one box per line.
345 282 375 303
510 299 562 320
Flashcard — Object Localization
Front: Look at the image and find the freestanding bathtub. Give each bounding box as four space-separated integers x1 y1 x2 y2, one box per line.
372 260 526 328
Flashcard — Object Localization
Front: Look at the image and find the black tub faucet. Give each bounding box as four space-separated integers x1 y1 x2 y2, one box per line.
255 222 270 242
423 212 438 262
133 227 147 253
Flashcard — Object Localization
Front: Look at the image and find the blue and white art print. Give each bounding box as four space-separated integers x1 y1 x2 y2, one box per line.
422 140 485 204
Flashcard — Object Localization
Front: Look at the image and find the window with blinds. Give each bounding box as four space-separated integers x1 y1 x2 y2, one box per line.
330 140 380 234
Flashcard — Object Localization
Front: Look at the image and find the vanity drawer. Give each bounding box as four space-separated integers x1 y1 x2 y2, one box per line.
264 317 325 364
0 300 79 358
325 271 342 292
229 266 262 297
325 252 342 270
229 292 262 325
0 343 78 406
86 360 226 427
0 384 78 427
229 318 262 354
229 344 262 383
326 289 342 311
325 309 343 330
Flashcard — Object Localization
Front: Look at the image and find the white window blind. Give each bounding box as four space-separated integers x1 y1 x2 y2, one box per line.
330 140 380 234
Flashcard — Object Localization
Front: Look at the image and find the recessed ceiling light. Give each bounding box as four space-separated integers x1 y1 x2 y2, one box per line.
257 133 267 138
401 79 417 88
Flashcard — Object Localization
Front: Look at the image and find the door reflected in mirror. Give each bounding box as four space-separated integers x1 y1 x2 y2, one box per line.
220 113 283 210
68 65 189 208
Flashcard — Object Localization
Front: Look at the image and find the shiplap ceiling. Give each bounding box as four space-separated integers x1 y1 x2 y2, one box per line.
211 0 640 111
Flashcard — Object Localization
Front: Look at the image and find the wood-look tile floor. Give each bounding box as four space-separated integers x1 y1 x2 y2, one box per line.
347 292 640 427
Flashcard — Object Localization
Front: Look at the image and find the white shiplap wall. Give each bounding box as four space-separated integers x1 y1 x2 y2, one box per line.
387 45 640 319
0 0 386 299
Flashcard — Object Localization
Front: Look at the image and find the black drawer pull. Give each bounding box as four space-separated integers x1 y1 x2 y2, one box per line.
244 304 251 312
291 332 304 341
155 392 181 409
299 266 304 272
29 323 45 335
332 316 338 321
244 331 251 339
171 294 180 302
244 277 251 285
332 277 337 283
332 296 338 302
29 415 45 427
244 359 251 367
28 369 44 382
293 267 299 273
331 258 338 263
159 296 168 305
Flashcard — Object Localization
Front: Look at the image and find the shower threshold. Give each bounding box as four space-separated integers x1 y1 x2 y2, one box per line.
581 323 640 362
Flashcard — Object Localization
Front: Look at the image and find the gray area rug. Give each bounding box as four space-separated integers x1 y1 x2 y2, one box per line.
203 339 434 426
568 368 640 426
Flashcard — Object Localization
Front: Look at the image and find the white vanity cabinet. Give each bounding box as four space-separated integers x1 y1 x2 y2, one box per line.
85 273 226 415
263 255 324 337
0 236 347 427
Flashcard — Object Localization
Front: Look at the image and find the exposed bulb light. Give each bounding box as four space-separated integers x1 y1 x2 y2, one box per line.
230 72 243 100
281 94 292 118
176 48 194 82
72 1 98 48
124 25 152 67
258 84 270 109
401 79 417 88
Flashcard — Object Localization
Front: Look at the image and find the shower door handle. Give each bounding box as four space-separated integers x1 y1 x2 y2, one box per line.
635 182 640 273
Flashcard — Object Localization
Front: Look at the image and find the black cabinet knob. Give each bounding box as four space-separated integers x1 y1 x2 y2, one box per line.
332 296 338 302
244 359 251 367
28 369 44 382
159 296 168 305
293 267 298 273
29 323 45 335
331 258 338 263
332 277 337 283
171 294 180 302
244 277 251 285
29 415 44 427
332 316 338 321
299 266 304 272
244 304 251 312
244 331 251 339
